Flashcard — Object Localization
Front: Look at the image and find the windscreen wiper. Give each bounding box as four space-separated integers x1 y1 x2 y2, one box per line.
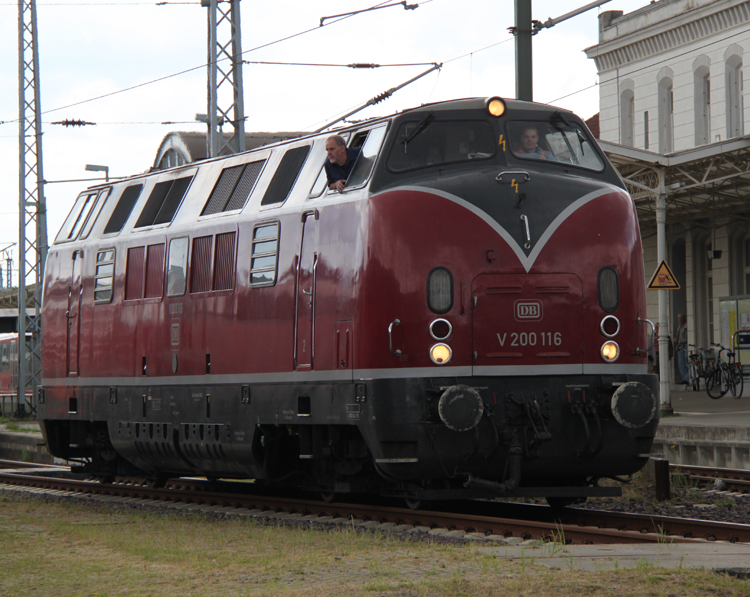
400 111 434 152
551 110 586 155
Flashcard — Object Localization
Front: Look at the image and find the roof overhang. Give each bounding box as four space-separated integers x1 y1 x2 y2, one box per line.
600 136 750 234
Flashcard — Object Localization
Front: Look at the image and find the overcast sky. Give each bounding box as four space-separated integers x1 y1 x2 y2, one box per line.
0 0 649 284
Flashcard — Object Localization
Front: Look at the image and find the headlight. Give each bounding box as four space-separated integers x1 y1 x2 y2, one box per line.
430 343 452 365
429 318 452 341
601 341 620 363
600 315 620 338
486 97 506 117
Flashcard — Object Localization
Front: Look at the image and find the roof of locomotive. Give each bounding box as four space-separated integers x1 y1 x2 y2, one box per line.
78 96 577 192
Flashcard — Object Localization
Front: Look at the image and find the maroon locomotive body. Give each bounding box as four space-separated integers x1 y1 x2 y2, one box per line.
39 97 658 504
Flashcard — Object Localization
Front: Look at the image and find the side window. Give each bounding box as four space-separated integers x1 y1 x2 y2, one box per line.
104 184 143 234
261 146 311 206
308 167 328 199
250 222 279 287
202 160 265 215
135 176 193 228
94 249 115 304
167 237 188 297
346 125 387 189
56 191 98 243
80 188 112 240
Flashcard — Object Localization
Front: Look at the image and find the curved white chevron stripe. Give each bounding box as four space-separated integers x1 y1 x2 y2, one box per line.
384 183 627 272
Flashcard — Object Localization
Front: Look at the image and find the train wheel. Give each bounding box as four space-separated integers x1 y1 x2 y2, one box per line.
96 475 115 484
404 497 422 510
146 475 168 489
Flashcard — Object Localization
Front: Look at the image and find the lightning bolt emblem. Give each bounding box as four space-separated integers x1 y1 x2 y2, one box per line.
499 134 506 151
511 179 519 194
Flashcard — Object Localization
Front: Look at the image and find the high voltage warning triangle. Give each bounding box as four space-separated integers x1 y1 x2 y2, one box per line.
648 260 680 289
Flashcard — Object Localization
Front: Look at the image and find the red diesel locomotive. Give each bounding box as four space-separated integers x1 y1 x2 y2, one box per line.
39 97 658 505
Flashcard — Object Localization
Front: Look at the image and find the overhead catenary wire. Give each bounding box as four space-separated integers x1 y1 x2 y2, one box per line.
245 61 439 68
0 0 402 125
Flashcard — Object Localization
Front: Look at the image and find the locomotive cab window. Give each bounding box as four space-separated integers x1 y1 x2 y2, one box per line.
80 188 112 240
508 120 604 171
94 249 115 303
250 222 279 287
344 125 387 189
386 119 495 172
56 188 108 243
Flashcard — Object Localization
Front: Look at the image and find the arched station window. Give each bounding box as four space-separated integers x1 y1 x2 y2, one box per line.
658 71 674 153
726 49 744 139
693 57 711 146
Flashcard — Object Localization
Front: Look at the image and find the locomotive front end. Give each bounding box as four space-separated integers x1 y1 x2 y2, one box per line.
361 97 658 503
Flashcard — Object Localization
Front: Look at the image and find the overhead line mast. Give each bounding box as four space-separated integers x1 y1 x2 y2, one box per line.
17 0 48 417
202 0 246 157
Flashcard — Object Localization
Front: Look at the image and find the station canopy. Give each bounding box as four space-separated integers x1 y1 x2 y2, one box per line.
601 136 750 235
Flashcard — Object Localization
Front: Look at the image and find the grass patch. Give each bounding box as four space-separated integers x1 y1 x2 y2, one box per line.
0 415 40 433
0 492 748 596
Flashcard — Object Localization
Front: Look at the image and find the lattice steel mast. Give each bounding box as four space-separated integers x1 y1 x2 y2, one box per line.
17 0 48 416
202 0 246 157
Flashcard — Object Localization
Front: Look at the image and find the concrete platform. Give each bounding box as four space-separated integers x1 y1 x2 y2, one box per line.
654 389 750 468
478 541 750 572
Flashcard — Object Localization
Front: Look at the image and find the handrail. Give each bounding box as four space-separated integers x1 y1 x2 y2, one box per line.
636 318 655 355
388 319 402 356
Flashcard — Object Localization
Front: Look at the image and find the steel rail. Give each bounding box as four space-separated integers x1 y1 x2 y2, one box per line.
0 470 717 545
670 463 750 493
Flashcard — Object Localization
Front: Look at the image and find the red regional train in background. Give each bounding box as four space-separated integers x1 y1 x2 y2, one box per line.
0 333 21 415
39 97 659 506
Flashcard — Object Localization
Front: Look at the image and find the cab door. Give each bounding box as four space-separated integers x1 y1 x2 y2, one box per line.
66 250 83 376
294 209 319 370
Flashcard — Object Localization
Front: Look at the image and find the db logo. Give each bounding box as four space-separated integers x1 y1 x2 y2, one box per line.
514 300 543 321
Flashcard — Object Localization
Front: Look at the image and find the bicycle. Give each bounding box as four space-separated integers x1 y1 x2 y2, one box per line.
687 345 702 391
687 345 715 391
705 343 744 399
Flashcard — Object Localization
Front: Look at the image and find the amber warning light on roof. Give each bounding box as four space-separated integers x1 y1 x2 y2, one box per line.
648 260 680 290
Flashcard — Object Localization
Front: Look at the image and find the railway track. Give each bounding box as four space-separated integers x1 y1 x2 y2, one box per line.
672 463 750 493
1 460 748 545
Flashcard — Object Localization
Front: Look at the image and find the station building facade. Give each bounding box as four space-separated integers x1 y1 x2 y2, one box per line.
585 0 750 369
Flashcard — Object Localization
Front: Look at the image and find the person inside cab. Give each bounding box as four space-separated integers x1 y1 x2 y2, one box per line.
514 126 555 161
325 135 362 192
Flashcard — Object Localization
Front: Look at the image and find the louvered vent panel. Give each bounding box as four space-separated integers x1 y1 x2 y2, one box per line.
202 166 243 216
144 243 165 298
190 236 212 294
213 232 236 291
226 160 265 212
125 246 145 300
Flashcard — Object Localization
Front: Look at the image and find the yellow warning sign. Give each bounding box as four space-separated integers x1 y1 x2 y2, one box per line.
648 260 680 290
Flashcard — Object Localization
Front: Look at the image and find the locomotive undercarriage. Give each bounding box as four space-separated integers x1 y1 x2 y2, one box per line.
38 372 658 501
